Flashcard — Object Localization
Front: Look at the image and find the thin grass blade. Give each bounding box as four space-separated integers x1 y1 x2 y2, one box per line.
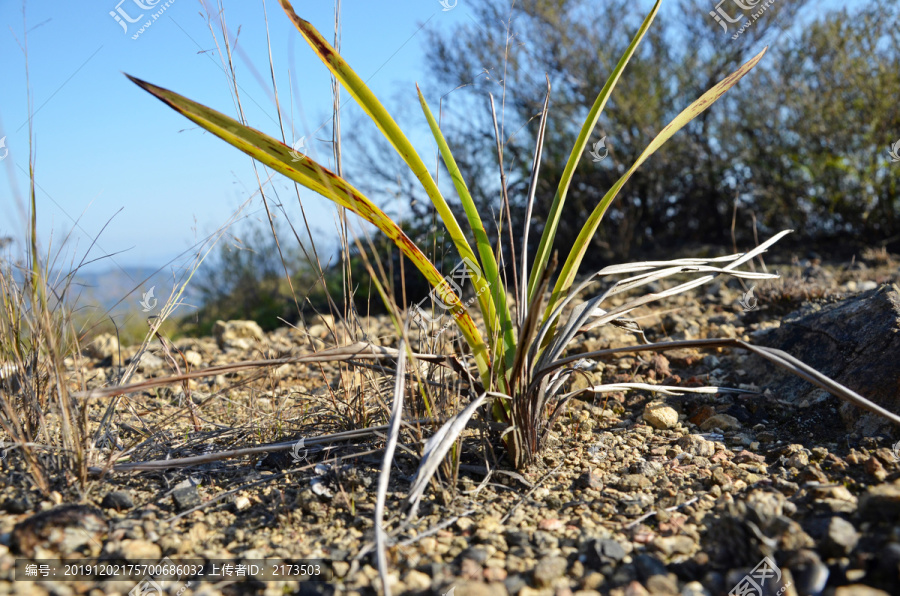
126 75 491 385
520 77 551 328
511 254 555 393
488 93 520 341
76 341 446 399
375 337 407 596
562 383 754 401
535 338 900 429
544 48 768 321
416 86 515 379
94 425 397 473
527 0 662 303
405 392 501 519
277 1 492 336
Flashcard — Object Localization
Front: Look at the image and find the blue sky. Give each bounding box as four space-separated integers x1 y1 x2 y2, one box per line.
0 0 853 280
0 0 472 276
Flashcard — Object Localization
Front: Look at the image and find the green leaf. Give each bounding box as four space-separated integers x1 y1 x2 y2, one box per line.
544 47 769 322
527 0 662 304
277 1 498 357
416 86 517 387
125 74 493 385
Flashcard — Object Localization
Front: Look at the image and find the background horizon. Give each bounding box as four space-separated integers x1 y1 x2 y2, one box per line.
0 0 474 280
0 0 874 300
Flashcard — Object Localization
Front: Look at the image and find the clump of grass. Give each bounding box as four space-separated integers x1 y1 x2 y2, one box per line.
1 142 230 498
0 201 90 493
119 0 900 546
751 274 834 315
0 195 207 495
127 0 769 465
0 42 95 490
860 246 895 267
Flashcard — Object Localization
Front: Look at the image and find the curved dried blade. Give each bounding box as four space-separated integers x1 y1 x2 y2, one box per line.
520 76 552 327
537 338 900 428
74 342 445 399
405 392 501 519
375 338 407 596
562 382 753 401
545 49 769 320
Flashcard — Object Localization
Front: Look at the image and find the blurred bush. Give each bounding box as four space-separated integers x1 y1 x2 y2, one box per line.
356 0 900 263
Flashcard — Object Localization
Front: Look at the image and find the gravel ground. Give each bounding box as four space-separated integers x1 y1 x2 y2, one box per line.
0 255 898 596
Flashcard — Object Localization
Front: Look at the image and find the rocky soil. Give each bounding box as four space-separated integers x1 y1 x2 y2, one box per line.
0 253 899 596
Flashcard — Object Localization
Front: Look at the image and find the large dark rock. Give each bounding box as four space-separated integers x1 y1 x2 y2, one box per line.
752 286 900 435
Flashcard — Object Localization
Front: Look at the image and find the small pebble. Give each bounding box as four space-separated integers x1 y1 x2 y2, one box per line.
699 414 741 431
532 555 567 587
456 517 475 532
172 486 201 512
537 518 564 531
101 491 135 511
643 403 679 430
